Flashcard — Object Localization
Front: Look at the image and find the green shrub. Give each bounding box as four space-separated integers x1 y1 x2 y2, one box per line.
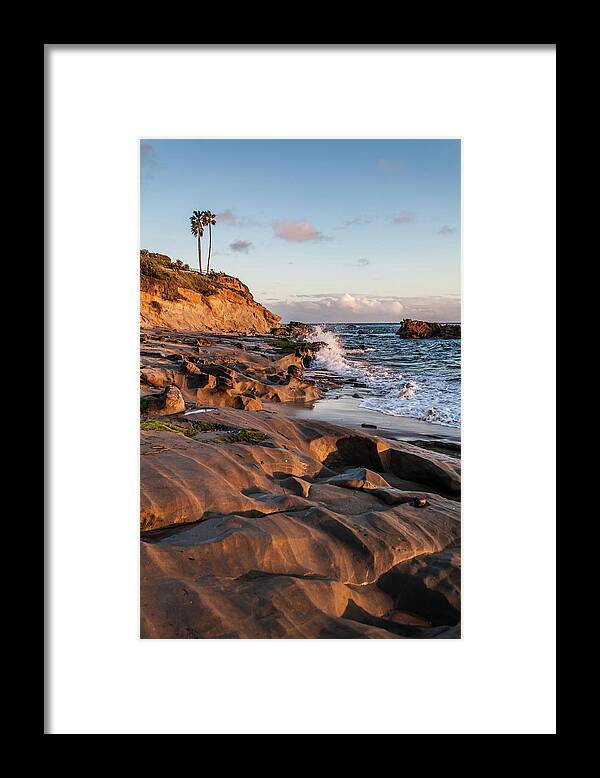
140 251 239 300
140 251 219 298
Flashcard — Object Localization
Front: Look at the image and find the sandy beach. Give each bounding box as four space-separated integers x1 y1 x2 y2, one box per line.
274 396 460 445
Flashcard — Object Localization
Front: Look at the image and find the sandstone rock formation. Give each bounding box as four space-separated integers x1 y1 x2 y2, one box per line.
139 327 461 639
141 385 185 416
140 329 321 411
271 321 314 339
397 319 461 339
140 252 281 333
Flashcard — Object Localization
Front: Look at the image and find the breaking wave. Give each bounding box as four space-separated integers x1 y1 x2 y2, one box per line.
306 325 366 378
304 323 460 427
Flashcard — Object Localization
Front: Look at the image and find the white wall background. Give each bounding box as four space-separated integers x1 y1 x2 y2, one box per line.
47 45 556 735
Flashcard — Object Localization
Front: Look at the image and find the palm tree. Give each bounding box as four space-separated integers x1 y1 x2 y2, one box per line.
203 211 217 274
190 210 205 273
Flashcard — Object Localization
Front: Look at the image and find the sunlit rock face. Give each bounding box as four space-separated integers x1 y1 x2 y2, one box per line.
140 268 281 334
139 329 461 639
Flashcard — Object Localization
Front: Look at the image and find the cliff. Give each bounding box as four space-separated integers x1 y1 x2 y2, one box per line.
397 319 461 339
140 251 280 333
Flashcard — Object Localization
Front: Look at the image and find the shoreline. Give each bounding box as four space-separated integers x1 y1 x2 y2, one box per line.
140 326 461 638
272 396 460 444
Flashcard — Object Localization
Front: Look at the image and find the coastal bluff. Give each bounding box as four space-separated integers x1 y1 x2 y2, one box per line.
397 319 461 339
140 251 280 333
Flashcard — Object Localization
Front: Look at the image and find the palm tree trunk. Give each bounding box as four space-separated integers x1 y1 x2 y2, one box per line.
207 224 212 274
197 233 203 273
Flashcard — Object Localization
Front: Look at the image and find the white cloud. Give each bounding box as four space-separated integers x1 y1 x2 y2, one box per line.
265 293 460 323
216 209 239 224
272 219 329 242
215 210 259 227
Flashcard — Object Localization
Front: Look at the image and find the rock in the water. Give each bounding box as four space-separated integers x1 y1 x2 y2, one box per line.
397 319 461 339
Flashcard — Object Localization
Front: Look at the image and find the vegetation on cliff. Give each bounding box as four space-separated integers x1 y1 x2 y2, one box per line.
140 250 258 304
140 251 217 299
140 249 281 332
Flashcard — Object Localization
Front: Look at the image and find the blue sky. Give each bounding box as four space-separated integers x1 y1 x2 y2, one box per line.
141 139 460 322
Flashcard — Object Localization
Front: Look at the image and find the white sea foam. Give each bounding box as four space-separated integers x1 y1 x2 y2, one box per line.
304 323 460 427
360 396 458 426
306 325 366 377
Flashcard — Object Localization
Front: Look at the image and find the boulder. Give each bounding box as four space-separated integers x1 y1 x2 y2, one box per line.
326 467 391 491
382 446 461 497
270 321 313 339
233 395 263 411
143 385 186 416
140 366 174 388
397 319 461 339
181 358 202 376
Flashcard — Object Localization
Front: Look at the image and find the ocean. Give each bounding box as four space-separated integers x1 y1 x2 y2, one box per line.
305 323 461 428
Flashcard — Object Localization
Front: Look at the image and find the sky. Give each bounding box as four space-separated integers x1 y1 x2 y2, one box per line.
140 139 461 322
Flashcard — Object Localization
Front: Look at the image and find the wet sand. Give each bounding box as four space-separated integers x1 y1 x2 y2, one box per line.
272 396 460 444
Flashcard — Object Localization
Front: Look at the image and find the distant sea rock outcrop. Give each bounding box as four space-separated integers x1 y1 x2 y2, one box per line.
397 319 461 339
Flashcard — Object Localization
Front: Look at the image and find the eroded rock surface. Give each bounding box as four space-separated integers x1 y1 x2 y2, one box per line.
140 329 321 411
141 385 185 416
140 328 461 639
140 258 281 334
